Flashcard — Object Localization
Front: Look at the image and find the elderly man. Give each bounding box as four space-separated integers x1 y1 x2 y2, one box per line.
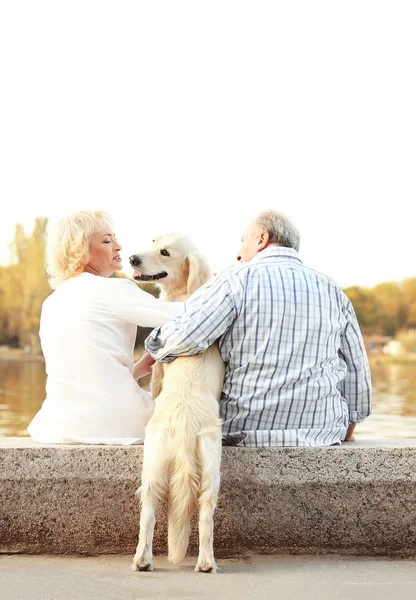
144 210 371 447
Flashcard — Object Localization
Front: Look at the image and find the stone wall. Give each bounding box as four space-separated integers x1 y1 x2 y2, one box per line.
1 438 416 557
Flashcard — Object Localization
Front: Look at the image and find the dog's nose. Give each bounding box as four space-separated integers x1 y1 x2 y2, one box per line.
129 255 142 267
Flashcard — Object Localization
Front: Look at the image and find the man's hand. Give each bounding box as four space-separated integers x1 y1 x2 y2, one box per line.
133 352 156 380
343 423 356 442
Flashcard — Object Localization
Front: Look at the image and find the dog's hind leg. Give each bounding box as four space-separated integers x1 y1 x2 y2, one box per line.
195 428 222 573
132 430 168 572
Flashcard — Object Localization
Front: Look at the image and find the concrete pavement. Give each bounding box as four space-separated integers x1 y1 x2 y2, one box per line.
1 554 415 600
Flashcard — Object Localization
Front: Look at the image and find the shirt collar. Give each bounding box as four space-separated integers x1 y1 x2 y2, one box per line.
250 245 302 264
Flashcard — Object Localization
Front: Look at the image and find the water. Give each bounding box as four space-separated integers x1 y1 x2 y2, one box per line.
356 358 416 439
0 358 415 439
0 359 47 437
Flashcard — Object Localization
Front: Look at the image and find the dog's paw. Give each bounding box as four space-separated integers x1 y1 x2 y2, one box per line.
195 560 219 574
132 555 154 572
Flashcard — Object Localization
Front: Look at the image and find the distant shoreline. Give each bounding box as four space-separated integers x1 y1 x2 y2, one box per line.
0 350 45 362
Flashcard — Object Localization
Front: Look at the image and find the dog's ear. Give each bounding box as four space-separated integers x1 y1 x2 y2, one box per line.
186 252 212 295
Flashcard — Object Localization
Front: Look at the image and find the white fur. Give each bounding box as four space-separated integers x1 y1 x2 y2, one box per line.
132 234 225 573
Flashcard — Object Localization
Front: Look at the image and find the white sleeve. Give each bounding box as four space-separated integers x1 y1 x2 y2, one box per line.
110 279 183 327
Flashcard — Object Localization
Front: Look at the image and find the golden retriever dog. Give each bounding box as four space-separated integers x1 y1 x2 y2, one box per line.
130 234 225 573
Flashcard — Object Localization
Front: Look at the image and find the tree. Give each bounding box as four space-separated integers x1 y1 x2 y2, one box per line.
371 282 408 337
344 278 416 337
402 278 416 330
343 286 383 335
0 218 50 352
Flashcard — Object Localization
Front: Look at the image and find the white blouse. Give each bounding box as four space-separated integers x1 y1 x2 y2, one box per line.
28 273 182 445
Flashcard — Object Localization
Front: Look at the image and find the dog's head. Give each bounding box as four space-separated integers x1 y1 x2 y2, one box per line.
129 234 212 298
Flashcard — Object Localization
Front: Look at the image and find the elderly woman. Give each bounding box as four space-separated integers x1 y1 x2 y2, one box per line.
28 210 181 445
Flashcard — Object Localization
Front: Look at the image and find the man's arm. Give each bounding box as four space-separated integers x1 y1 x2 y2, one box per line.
145 273 237 362
338 298 372 440
344 423 356 442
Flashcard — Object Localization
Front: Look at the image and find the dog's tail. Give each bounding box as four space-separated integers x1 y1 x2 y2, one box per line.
167 428 199 564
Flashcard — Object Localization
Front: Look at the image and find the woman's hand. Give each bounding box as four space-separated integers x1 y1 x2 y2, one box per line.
133 352 156 380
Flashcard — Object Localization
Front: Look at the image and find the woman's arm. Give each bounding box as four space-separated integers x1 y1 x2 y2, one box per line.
133 352 156 380
110 279 183 327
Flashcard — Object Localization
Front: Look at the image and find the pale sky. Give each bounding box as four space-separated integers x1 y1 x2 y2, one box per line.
0 1 414 288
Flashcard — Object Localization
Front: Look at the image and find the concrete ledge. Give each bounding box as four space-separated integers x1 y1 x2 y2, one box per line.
1 438 416 557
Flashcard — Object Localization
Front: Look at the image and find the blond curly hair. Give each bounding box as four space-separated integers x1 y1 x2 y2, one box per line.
46 211 114 289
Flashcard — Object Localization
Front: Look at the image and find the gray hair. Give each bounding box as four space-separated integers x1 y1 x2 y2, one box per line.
253 209 300 252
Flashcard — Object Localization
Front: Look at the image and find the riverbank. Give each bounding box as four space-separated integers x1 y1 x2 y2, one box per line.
368 352 416 365
0 348 45 362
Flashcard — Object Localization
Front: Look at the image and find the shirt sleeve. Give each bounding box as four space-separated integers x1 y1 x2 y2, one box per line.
338 297 372 423
145 273 237 362
110 279 184 328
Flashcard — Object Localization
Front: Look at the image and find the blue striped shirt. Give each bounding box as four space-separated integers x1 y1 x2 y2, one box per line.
145 247 372 447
